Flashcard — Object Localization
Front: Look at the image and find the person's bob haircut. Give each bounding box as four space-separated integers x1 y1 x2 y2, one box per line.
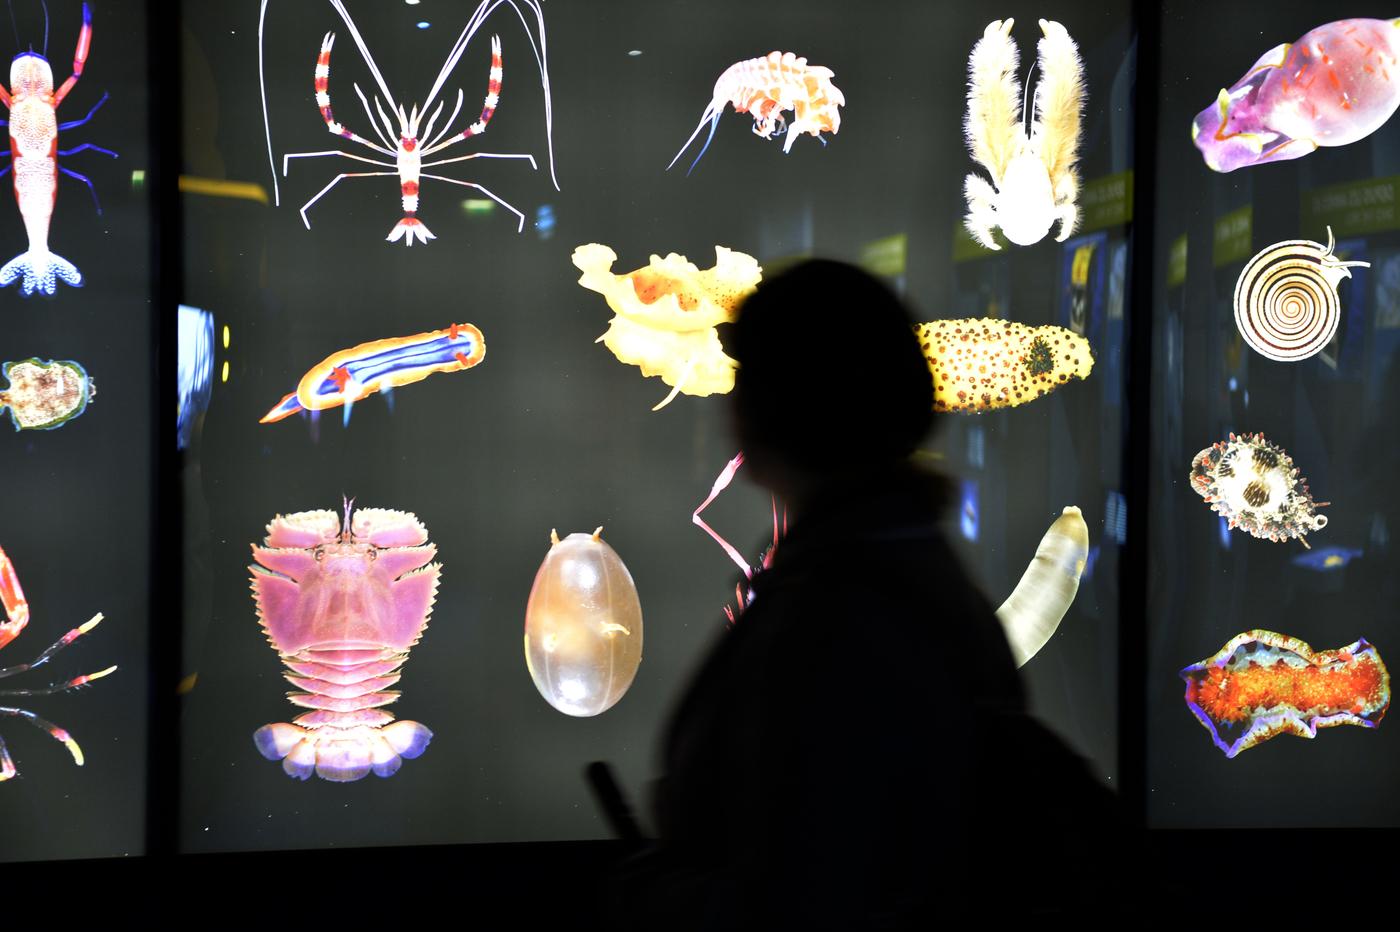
727 259 935 473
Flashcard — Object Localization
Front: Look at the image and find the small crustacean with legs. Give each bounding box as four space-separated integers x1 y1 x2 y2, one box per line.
0 1 116 296
667 50 845 175
260 0 557 245
692 452 784 624
963 18 1084 249
0 544 114 781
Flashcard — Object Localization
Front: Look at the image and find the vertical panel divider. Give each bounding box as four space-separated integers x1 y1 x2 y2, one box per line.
1122 0 1161 834
148 0 182 859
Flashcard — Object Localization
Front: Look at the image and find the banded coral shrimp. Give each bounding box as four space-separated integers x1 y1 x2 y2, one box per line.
259 0 558 245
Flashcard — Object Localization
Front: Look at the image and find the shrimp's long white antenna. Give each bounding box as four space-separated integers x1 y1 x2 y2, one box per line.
373 95 398 144
666 101 722 173
259 0 279 205
353 82 396 151
422 0 558 190
423 0 491 112
1022 60 1037 138
425 88 466 151
421 99 448 144
495 0 558 190
328 0 397 112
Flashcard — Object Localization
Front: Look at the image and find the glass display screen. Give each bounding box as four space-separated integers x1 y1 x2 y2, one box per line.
0 0 151 862
173 0 1138 852
0 0 1377 859
1146 3 1400 825
176 0 1133 852
28 0 1400 865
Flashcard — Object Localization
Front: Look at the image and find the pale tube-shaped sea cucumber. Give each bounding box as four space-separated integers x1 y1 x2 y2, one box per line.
995 506 1088 666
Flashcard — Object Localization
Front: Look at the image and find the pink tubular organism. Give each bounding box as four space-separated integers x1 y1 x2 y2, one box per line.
692 452 785 624
0 3 116 296
249 500 439 782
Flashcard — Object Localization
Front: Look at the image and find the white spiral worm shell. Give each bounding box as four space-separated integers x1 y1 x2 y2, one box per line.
1233 226 1369 362
996 506 1089 667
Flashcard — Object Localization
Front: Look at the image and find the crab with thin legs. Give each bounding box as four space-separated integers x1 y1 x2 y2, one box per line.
0 544 114 780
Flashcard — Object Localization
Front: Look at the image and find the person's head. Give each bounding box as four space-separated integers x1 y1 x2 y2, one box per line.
727 259 935 499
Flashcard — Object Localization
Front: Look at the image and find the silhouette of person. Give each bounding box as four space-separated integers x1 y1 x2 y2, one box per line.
611 260 1116 928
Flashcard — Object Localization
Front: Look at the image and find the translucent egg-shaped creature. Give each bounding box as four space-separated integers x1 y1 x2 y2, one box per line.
524 528 643 716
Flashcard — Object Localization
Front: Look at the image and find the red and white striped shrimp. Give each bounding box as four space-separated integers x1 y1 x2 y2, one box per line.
262 0 557 246
0 2 115 297
667 51 845 175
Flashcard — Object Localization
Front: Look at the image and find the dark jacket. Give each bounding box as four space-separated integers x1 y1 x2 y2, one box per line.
618 464 1116 928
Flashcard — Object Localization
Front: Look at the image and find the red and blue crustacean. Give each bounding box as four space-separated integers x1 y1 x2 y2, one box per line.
1193 17 1400 172
0 2 116 296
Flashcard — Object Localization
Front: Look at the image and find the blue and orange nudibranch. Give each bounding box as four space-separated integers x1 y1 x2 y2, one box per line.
261 322 485 423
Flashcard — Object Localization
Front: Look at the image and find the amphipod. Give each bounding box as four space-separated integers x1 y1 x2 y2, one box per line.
0 358 94 430
1190 432 1329 548
915 318 1093 413
667 51 845 175
524 528 642 717
963 19 1084 247
572 243 762 411
1193 18 1400 172
250 503 439 781
996 506 1088 667
1234 227 1369 362
1181 630 1390 757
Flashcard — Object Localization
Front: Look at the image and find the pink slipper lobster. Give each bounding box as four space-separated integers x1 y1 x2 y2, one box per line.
1193 17 1400 172
250 501 439 782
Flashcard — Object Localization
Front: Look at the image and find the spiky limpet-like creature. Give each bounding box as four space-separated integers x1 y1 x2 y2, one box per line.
1190 432 1328 548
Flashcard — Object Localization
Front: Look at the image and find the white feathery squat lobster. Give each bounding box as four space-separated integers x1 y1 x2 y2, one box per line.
260 0 557 245
963 18 1084 249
